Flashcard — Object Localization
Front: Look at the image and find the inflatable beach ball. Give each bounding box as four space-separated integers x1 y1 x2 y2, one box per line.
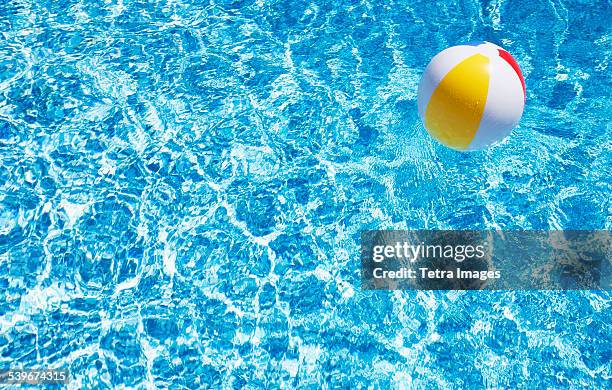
417 41 526 151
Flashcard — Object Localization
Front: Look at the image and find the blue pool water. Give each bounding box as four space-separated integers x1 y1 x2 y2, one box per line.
0 0 610 388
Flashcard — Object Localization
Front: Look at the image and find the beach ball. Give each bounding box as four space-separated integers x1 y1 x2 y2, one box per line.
417 41 526 151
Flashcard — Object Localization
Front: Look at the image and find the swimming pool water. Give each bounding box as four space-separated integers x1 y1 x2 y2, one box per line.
0 0 610 388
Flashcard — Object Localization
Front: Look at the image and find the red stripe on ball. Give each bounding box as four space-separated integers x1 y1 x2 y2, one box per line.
498 49 526 100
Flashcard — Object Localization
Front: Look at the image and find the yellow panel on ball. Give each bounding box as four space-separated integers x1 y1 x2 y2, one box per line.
424 53 490 150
